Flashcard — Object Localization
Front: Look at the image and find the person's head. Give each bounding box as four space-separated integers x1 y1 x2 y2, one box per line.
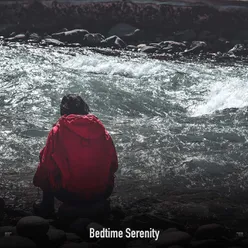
60 94 90 116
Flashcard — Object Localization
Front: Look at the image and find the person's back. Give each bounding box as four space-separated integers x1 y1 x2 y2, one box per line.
33 94 118 217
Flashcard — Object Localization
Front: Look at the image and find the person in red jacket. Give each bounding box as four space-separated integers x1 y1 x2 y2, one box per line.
33 94 118 217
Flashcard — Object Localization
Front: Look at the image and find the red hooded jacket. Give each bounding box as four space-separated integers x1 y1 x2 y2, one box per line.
33 114 118 199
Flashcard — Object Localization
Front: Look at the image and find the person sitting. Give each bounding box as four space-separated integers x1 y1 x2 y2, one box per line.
33 94 118 218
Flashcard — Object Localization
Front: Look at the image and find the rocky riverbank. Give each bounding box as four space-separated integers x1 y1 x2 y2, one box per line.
1 1 248 61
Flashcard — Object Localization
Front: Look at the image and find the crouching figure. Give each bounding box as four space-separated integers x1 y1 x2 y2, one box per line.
33 94 118 218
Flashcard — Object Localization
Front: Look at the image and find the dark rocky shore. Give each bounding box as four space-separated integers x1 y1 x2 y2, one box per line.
1 0 248 61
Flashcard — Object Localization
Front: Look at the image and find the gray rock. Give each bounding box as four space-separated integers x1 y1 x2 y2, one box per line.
0 226 16 237
122 29 144 43
190 239 218 248
40 38 65 46
228 44 248 56
108 23 138 37
174 29 196 41
0 236 36 248
155 231 191 247
16 216 49 238
183 41 207 54
83 33 105 46
28 33 41 43
52 29 89 43
47 228 66 247
66 233 82 243
69 218 92 238
126 45 137 51
101 35 127 49
194 224 225 240
126 239 150 248
6 34 26 42
140 46 157 53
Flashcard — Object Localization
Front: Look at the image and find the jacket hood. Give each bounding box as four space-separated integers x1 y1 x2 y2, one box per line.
57 114 106 139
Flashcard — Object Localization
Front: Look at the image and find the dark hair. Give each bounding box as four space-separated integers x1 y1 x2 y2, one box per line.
60 94 90 116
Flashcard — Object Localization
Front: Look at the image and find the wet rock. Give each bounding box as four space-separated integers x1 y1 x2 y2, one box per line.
122 29 144 43
83 33 105 46
40 38 65 46
0 236 36 248
69 218 92 238
0 226 17 237
16 216 49 238
227 44 248 56
155 231 191 247
126 45 137 51
137 44 147 49
121 213 184 230
101 35 127 49
47 228 66 247
66 233 82 243
28 33 41 43
51 29 89 43
174 29 196 41
183 41 207 54
194 224 225 240
5 34 26 42
190 239 218 248
140 46 157 53
108 23 138 37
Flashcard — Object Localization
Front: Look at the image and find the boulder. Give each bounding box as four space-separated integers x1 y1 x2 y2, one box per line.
183 41 207 54
101 35 127 49
227 44 248 56
51 29 89 43
140 46 157 53
83 33 105 46
0 226 17 237
40 38 65 46
0 236 36 248
194 224 225 240
108 23 138 37
174 29 196 41
16 216 49 238
46 228 66 247
5 34 26 42
69 218 92 238
66 233 82 243
155 231 191 247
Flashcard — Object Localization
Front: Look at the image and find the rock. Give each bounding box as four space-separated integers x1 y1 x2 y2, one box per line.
194 224 225 240
0 226 17 237
155 231 191 247
190 239 218 248
83 33 105 46
108 23 138 37
137 44 147 49
28 33 41 43
183 41 207 54
174 29 196 41
46 228 66 247
140 46 157 53
69 218 92 238
122 29 144 43
51 29 89 43
86 222 104 233
101 35 127 49
40 38 65 46
4 208 32 217
126 45 137 51
159 41 186 53
126 239 150 248
227 44 248 56
16 216 49 238
211 38 231 53
58 200 110 220
0 236 36 248
5 34 26 42
66 233 82 243
121 214 184 230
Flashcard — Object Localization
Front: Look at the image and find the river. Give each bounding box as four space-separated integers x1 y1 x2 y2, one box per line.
1 42 248 215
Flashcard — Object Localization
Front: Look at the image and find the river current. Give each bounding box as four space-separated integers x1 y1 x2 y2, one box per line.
1 42 248 205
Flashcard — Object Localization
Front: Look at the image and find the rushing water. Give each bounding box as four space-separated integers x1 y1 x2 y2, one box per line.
1 42 248 203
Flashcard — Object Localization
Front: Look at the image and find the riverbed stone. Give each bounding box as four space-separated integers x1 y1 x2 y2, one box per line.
6 34 26 42
194 224 225 240
69 218 92 238
108 23 138 37
66 232 83 243
16 216 49 238
0 236 36 248
155 231 191 247
46 227 66 247
0 226 17 237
